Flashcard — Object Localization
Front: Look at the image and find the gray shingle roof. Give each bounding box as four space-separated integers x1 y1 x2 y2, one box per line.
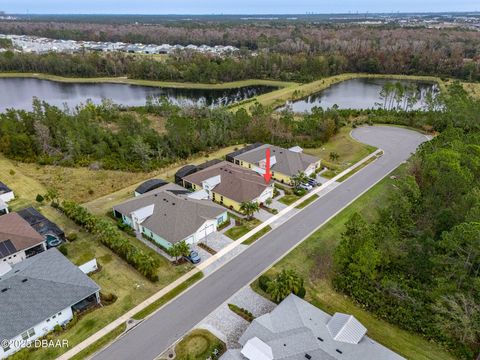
113 188 225 244
229 294 405 360
233 144 320 177
0 248 100 341
182 161 270 203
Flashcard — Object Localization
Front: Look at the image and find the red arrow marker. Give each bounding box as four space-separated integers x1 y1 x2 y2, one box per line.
263 148 272 184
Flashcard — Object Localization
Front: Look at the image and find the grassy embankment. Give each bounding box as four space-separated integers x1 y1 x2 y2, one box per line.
251 165 456 360
0 155 194 360
0 72 296 90
231 73 445 111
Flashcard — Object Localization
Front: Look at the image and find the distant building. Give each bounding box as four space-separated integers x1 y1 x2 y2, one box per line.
221 294 405 360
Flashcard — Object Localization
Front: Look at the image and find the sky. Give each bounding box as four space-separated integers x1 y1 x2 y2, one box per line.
0 0 478 15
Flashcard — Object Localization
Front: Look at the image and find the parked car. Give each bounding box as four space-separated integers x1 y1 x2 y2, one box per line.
307 178 319 187
185 251 201 264
299 183 313 191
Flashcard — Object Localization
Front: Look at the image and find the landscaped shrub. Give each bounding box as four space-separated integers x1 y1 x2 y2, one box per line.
100 292 118 305
58 244 68 256
294 286 306 299
258 275 271 292
66 232 78 241
60 200 160 281
35 194 44 203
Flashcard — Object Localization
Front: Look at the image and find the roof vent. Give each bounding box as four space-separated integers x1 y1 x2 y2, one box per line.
305 355 312 359
317 337 324 342
22 278 28 283
1 288 8 293
336 349 343 354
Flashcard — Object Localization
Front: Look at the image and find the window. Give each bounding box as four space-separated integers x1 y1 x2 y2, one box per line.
248 164 251 168
58 312 62 316
21 331 29 341
27 329 35 338
46 319 50 323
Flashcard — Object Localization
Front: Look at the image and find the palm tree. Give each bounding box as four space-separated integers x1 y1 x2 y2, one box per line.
329 151 339 162
291 171 309 188
267 269 304 303
169 241 191 264
240 201 260 220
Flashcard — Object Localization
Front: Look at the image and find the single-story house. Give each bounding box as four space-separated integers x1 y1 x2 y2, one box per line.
0 213 46 265
181 161 274 212
0 249 100 359
228 144 321 185
134 179 169 197
221 294 405 360
113 186 227 249
17 207 65 241
0 181 14 203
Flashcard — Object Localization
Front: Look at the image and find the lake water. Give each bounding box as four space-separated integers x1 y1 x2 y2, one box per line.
0 78 277 112
283 78 439 112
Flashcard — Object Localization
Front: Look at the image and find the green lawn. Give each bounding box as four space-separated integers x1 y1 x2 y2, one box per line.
295 194 319 209
304 127 377 176
224 214 262 240
278 194 301 206
252 165 457 360
242 225 272 245
173 329 225 360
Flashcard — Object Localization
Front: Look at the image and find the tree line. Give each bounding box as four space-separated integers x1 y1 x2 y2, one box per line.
333 88 480 358
0 97 343 171
1 20 478 79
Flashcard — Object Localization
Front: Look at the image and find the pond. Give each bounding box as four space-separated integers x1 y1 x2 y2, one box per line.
0 77 277 112
282 78 440 112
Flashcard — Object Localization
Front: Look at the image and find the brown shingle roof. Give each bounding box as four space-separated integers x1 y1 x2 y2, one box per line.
182 161 270 203
0 213 44 255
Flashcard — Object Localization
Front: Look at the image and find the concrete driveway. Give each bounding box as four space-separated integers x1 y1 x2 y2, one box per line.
92 126 428 360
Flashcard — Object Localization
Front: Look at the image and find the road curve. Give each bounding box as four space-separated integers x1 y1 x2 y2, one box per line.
92 126 428 360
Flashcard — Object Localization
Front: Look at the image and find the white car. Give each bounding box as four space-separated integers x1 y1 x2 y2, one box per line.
299 183 313 191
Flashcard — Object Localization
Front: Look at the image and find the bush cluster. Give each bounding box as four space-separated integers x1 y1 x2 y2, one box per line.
60 200 159 281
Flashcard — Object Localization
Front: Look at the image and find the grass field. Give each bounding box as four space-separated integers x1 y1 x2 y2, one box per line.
0 72 295 90
305 126 377 176
173 329 225 360
251 166 456 360
242 225 272 245
461 81 480 99
84 144 240 215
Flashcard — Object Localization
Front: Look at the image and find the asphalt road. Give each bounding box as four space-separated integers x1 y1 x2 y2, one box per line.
92 126 428 360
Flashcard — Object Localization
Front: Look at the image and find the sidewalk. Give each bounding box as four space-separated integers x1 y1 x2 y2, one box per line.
57 148 383 360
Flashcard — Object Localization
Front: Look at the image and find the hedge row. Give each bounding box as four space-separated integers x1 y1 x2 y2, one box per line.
60 200 159 281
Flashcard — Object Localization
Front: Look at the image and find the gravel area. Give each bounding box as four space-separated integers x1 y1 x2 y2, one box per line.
195 286 276 349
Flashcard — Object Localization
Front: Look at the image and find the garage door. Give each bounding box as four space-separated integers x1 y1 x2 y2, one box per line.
197 224 215 242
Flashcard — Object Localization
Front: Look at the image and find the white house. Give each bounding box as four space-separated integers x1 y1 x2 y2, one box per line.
0 249 100 359
0 181 14 203
113 185 227 250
